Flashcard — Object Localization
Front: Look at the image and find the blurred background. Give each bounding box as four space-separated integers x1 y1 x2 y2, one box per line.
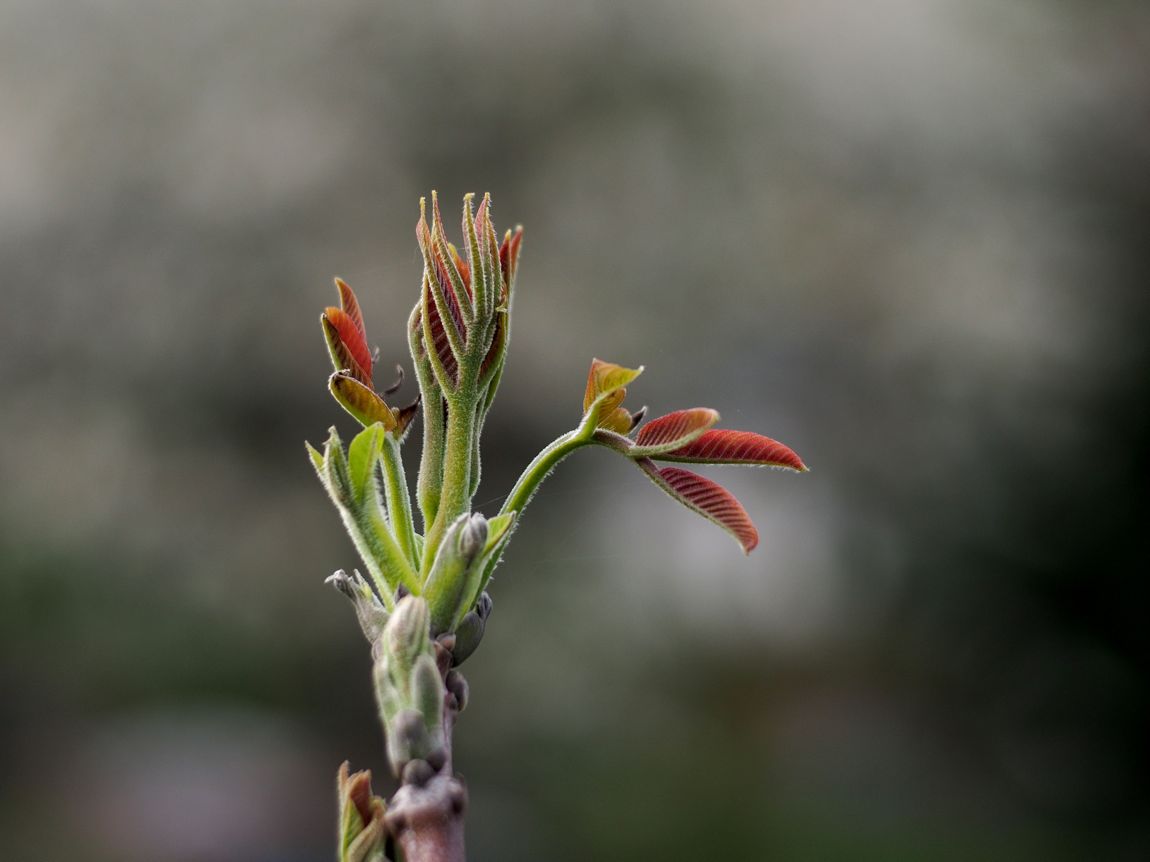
2 0 1148 859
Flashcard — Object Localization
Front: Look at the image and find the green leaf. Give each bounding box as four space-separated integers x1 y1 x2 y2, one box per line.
581 358 643 431
347 423 385 505
423 513 487 635
481 512 516 556
306 441 326 475
329 372 398 429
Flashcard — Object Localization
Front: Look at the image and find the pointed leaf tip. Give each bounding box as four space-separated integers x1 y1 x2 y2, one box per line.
582 358 644 431
656 429 807 471
334 278 367 346
639 461 760 553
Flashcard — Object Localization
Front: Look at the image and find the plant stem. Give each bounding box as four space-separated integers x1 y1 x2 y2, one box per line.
385 658 467 861
381 433 418 569
423 397 475 570
499 429 589 518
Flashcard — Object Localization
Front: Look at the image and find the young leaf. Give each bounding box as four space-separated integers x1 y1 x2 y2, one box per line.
599 406 635 434
306 441 326 475
630 408 720 454
330 372 398 430
347 424 386 505
655 430 807 471
421 272 460 387
583 358 643 413
430 192 473 319
322 312 373 386
334 278 367 346
479 512 516 563
498 227 523 300
582 358 643 430
475 194 501 319
417 199 467 364
323 308 374 385
636 459 760 553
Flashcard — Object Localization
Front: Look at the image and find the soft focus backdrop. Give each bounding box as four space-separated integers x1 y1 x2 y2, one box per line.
2 1 1148 860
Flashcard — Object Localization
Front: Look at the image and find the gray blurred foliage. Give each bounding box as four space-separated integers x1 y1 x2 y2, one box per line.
1 0 1148 860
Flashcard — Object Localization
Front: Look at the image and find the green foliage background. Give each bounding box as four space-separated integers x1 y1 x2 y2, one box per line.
1 1 1147 859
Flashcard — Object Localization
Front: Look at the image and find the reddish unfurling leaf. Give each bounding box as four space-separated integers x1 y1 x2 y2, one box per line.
637 460 760 553
422 274 459 383
475 194 501 309
432 192 472 307
632 408 719 453
322 310 373 387
499 227 523 301
656 430 807 472
334 278 367 347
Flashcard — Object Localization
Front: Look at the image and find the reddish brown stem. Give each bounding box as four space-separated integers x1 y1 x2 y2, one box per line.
386 772 466 862
384 646 466 861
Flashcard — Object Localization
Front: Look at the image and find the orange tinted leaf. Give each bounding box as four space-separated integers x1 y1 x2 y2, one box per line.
322 312 373 386
583 358 643 414
600 406 634 434
334 278 367 346
632 408 720 454
656 430 807 471
329 372 397 430
447 243 471 294
499 226 523 300
394 395 420 438
638 460 759 553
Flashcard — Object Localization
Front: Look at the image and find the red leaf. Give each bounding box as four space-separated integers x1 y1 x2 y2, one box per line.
657 430 807 472
475 194 501 305
334 278 367 347
422 274 459 383
322 310 373 387
432 192 472 306
633 408 719 453
639 460 759 553
499 226 523 302
480 309 507 381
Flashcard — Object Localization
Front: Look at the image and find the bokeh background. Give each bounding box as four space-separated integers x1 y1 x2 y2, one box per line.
2 0 1148 859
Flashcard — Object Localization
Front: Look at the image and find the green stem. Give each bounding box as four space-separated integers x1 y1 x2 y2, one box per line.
410 302 444 531
499 430 589 518
381 433 418 570
423 396 475 572
468 429 592 594
339 496 421 605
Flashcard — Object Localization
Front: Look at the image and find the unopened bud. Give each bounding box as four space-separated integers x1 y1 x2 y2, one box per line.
459 512 488 560
445 669 469 712
410 654 445 731
402 758 435 788
387 708 430 774
423 512 489 635
451 610 485 667
327 569 389 645
476 591 493 621
384 595 430 671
